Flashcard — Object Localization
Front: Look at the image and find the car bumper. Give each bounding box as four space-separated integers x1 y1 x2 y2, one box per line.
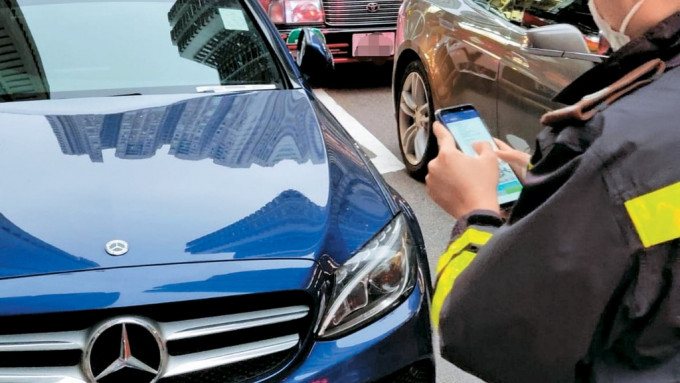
278 26 397 63
0 259 433 382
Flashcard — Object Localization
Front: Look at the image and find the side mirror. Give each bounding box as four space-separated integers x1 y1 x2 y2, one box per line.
523 24 606 63
287 28 334 79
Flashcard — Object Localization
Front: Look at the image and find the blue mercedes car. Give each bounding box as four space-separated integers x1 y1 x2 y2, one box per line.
0 0 434 382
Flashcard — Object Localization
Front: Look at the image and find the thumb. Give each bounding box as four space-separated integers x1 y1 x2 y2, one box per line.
432 121 456 148
472 141 495 157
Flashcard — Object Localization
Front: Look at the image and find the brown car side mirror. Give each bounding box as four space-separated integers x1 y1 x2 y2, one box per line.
523 24 607 63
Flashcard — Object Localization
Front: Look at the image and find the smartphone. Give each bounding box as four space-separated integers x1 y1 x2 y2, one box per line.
435 104 523 209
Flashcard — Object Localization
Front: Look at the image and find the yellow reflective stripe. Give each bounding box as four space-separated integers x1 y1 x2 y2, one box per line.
625 181 680 248
431 250 476 329
435 228 493 276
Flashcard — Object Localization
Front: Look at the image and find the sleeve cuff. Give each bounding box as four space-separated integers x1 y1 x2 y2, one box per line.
451 210 504 238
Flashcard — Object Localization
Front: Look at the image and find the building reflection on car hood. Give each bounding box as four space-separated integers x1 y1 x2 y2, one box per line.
0 89 393 278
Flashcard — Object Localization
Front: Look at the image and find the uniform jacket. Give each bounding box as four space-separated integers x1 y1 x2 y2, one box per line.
432 12 680 383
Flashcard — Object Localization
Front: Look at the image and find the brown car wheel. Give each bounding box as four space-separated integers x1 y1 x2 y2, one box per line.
397 60 437 181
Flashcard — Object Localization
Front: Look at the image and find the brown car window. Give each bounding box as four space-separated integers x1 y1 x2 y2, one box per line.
486 0 597 36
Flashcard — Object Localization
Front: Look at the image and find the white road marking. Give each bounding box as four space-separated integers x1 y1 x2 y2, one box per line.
313 89 405 174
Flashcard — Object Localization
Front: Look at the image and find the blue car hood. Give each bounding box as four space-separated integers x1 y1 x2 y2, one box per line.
0 90 393 278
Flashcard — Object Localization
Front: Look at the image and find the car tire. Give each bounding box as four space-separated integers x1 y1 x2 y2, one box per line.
397 60 437 181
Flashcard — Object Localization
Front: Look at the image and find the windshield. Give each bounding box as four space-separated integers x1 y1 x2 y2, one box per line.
0 0 283 102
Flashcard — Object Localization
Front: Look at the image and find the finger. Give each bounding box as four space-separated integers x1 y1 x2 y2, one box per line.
432 122 456 148
493 138 513 151
496 149 531 165
496 149 523 163
495 150 515 163
472 141 495 158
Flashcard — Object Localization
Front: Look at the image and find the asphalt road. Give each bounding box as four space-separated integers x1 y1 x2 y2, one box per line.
312 62 485 383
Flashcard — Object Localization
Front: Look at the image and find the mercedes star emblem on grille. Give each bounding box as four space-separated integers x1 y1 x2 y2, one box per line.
106 239 129 256
84 317 167 383
366 2 380 12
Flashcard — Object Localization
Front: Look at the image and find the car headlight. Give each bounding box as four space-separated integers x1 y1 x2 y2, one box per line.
267 0 324 24
317 214 418 338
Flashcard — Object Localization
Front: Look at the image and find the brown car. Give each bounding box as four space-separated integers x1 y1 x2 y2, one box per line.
392 0 608 179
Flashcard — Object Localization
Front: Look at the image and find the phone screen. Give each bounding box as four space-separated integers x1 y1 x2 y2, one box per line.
438 106 523 206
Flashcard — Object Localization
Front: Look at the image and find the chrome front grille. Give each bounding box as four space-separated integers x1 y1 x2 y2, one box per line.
323 0 403 27
0 302 310 382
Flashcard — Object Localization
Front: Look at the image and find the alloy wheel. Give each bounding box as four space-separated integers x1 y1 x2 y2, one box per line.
399 71 431 167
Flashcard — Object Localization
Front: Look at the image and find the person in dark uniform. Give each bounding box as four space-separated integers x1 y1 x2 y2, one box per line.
426 0 680 382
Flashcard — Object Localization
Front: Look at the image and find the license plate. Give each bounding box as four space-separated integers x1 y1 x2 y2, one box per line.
352 32 395 57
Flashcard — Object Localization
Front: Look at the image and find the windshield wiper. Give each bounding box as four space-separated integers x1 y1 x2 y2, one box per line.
111 93 142 96
195 85 277 93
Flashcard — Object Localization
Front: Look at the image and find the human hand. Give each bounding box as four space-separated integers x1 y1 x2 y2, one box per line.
493 138 531 183
425 121 500 219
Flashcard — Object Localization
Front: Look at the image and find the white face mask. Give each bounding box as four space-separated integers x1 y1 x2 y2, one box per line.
588 0 647 51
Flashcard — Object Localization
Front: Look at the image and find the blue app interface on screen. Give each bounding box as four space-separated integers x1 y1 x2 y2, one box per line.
440 108 523 205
